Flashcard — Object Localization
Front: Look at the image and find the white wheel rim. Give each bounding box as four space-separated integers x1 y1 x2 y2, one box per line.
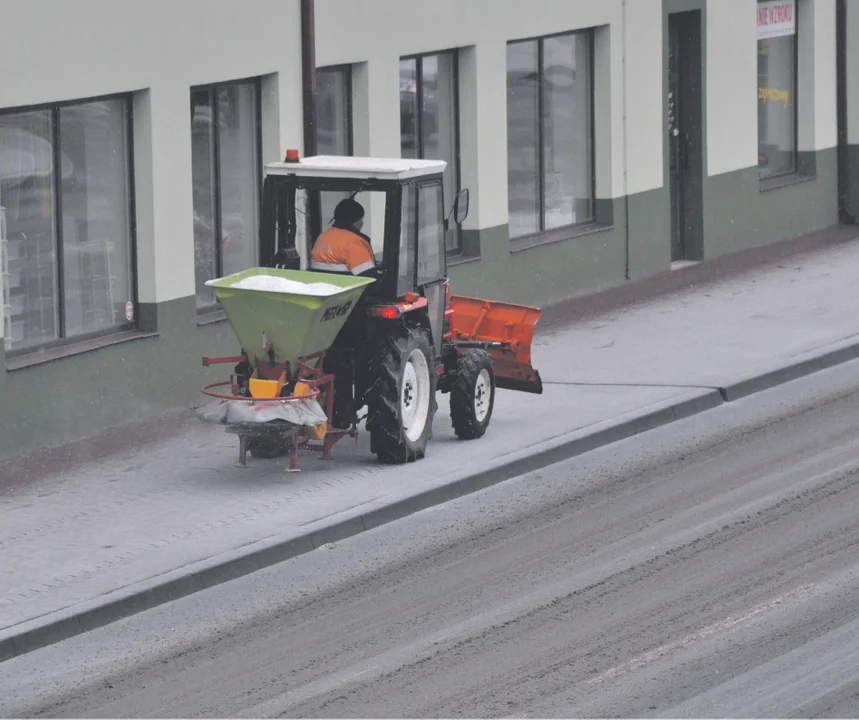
401 348 431 442
474 368 492 423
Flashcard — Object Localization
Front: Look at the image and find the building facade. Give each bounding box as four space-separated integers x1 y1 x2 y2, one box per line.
0 0 857 459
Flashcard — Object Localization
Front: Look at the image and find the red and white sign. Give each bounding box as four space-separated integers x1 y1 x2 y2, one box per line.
757 0 795 40
125 301 134 322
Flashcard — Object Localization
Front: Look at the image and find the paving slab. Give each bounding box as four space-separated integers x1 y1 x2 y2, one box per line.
533 240 859 387
1 235 858 659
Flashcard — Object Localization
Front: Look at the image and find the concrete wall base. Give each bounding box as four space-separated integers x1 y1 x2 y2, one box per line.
845 144 859 221
0 297 238 461
703 148 839 258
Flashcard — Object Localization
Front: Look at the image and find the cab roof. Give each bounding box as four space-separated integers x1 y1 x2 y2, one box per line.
265 154 447 181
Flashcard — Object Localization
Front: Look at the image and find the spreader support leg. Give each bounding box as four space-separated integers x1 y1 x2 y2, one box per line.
237 435 248 468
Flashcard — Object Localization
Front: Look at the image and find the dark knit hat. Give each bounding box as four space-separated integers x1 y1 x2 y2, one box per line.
333 198 365 225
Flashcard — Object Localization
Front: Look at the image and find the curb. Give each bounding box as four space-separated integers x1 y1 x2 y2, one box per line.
719 339 859 401
3 342 859 663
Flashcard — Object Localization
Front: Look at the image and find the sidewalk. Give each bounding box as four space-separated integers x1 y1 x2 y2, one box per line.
2 228 859 660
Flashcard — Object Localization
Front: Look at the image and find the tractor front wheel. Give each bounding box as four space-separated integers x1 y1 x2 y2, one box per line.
367 324 437 464
450 349 495 440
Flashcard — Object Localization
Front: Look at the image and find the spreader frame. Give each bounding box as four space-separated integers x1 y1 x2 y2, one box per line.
200 349 353 470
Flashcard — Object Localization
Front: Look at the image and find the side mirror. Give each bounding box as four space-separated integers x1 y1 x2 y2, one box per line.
454 188 470 225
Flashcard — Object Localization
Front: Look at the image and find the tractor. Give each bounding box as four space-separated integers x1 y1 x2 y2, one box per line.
197 151 543 469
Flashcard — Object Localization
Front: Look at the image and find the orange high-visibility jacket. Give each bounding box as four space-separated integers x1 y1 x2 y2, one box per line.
310 228 376 276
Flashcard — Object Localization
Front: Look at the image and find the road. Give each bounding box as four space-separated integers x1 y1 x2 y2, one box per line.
3 361 859 718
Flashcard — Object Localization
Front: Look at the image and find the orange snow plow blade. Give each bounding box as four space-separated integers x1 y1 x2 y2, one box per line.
449 295 543 395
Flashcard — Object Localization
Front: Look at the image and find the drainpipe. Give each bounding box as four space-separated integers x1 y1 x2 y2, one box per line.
836 0 855 223
301 0 318 158
300 0 322 245
622 0 631 279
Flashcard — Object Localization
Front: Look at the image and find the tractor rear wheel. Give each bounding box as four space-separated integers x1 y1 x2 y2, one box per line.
450 349 495 440
366 323 437 464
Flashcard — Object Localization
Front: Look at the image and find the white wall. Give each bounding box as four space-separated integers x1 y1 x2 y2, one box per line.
707 0 759 176
811 0 838 151
0 0 304 305
316 0 665 231
316 0 621 66
706 0 839 176
622 0 665 197
1 0 852 336
796 0 838 153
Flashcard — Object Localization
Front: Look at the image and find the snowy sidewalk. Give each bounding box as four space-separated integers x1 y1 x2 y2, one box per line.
2 233 859 659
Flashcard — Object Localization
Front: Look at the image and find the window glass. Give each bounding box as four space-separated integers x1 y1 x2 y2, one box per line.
317 68 351 156
191 80 260 310
398 184 416 295
417 183 444 285
0 110 58 351
217 84 259 279
506 40 541 237
400 59 419 160
421 54 460 253
317 66 353 226
314 190 385 258
294 188 310 264
543 33 593 228
758 24 796 179
59 99 133 338
507 33 594 238
400 52 460 253
191 90 218 307
300 189 385 274
1 99 134 353
273 184 292 263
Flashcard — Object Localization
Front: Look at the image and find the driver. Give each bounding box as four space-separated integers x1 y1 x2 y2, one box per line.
310 198 379 430
310 199 379 279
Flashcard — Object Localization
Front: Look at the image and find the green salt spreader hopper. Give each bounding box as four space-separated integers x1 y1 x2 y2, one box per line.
205 268 375 372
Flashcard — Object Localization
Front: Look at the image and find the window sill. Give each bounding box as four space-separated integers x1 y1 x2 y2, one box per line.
510 221 613 253
759 172 817 193
447 252 481 268
197 309 228 326
6 329 158 372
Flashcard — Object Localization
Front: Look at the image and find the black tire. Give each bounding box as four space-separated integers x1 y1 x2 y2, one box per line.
366 323 438 464
450 349 495 440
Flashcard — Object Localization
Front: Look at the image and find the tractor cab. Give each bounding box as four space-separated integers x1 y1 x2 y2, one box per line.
260 152 467 307
260 153 469 367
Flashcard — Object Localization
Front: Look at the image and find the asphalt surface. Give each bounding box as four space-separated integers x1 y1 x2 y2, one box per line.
3 361 859 718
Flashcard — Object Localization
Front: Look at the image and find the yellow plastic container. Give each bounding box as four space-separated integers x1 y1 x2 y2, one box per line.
248 369 286 399
295 381 328 439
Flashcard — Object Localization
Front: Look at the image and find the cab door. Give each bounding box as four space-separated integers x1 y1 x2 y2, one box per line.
414 179 447 358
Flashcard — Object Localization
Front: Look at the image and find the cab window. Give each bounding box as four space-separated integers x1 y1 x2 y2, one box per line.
318 189 386 258
398 184 417 295
416 182 444 285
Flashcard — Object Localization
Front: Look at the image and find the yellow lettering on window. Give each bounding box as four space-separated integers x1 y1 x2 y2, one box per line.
758 87 790 108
